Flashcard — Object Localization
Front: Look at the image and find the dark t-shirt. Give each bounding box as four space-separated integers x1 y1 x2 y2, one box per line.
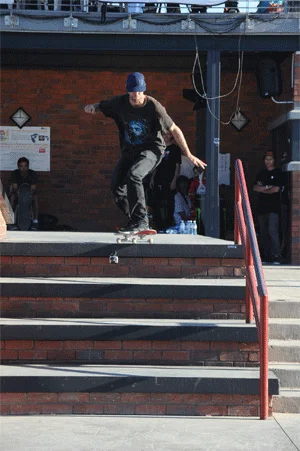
154 144 182 186
97 95 174 154
10 169 38 187
255 167 283 214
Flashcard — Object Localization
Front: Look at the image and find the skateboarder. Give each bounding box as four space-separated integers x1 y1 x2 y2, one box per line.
9 157 39 230
84 72 206 233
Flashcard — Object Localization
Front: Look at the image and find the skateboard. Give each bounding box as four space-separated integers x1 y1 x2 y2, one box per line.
17 183 32 231
116 229 157 244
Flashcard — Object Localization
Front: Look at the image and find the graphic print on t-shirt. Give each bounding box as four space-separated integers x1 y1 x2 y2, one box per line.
124 118 149 146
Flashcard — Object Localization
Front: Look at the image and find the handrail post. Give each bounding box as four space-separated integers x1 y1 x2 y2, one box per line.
245 233 254 324
234 171 241 245
260 294 269 419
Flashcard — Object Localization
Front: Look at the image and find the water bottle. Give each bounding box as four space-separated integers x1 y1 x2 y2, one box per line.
192 220 197 235
187 220 192 235
179 220 185 234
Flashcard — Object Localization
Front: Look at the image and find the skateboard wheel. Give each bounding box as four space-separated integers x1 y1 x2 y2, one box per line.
132 238 137 244
117 238 121 244
149 238 153 244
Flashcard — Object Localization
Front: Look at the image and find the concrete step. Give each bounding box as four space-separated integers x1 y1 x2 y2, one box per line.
0 318 258 366
269 363 300 388
273 389 300 413
269 319 300 340
269 300 300 319
0 364 279 417
0 277 246 319
269 340 300 363
0 232 244 278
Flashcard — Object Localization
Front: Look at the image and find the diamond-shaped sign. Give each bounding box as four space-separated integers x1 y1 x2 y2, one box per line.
10 107 31 129
230 109 250 132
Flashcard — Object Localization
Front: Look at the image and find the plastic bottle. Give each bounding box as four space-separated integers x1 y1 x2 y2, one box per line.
179 220 185 234
187 220 192 235
192 220 197 235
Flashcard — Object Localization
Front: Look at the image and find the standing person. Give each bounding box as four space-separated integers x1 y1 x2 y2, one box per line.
151 130 182 231
253 150 283 264
9 157 39 230
84 72 206 233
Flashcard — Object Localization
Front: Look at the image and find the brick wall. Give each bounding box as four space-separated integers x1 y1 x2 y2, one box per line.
290 171 300 264
0 58 293 231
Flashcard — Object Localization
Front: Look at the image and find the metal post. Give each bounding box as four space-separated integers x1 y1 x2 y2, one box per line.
260 294 269 419
234 170 241 244
205 50 220 238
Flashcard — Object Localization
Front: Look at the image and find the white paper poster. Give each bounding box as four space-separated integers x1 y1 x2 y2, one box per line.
219 153 230 185
0 126 50 171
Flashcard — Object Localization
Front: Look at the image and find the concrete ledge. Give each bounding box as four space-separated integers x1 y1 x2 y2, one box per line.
0 318 257 342
0 365 279 395
0 277 246 299
0 232 244 258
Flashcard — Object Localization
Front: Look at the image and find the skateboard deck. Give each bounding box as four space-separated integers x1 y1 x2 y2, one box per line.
17 183 32 231
116 229 157 244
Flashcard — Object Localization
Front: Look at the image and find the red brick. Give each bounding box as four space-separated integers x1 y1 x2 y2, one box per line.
57 393 89 403
143 258 168 266
38 257 64 265
197 405 228 416
25 265 50 275
228 406 258 416
195 258 220 266
73 404 104 414
104 403 135 415
120 393 151 403
50 265 77 276
94 341 122 350
64 340 93 349
0 350 18 360
104 350 133 360
10 404 43 415
133 350 162 361
65 257 91 265
181 341 210 351
150 393 182 403
90 393 121 403
221 258 244 267
0 256 11 264
181 394 211 404
151 341 181 350
1 393 26 404
77 266 104 275
168 258 195 267
35 341 63 350
27 393 58 403
12 256 37 265
5 340 33 350
47 350 76 360
210 342 240 351
123 340 152 350
42 404 73 414
18 350 47 360
136 404 167 415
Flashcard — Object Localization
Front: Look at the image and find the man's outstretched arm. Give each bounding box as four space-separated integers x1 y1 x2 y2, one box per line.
169 123 206 171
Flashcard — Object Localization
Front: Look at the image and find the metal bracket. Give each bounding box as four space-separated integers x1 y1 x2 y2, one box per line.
181 18 195 30
123 15 137 29
5 15 19 27
64 16 78 28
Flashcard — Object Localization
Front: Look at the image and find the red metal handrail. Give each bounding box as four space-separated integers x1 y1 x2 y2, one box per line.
234 159 269 420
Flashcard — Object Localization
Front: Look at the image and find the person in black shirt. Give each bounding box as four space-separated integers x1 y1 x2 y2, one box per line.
253 151 283 264
151 130 182 231
84 72 206 233
9 157 39 230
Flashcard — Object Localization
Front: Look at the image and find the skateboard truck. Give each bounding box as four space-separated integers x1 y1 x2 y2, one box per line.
109 251 119 264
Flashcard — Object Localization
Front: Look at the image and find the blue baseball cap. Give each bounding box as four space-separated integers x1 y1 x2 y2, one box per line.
126 72 146 93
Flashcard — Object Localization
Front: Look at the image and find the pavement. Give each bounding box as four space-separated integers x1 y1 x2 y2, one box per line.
1 414 300 451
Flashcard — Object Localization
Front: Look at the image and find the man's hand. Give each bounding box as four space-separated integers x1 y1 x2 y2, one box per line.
84 104 96 114
188 155 207 171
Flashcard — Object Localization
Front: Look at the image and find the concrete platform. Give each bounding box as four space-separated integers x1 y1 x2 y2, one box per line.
0 231 243 258
1 414 299 451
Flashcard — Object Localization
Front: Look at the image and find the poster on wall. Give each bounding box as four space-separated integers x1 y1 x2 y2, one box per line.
219 153 230 185
0 126 50 171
